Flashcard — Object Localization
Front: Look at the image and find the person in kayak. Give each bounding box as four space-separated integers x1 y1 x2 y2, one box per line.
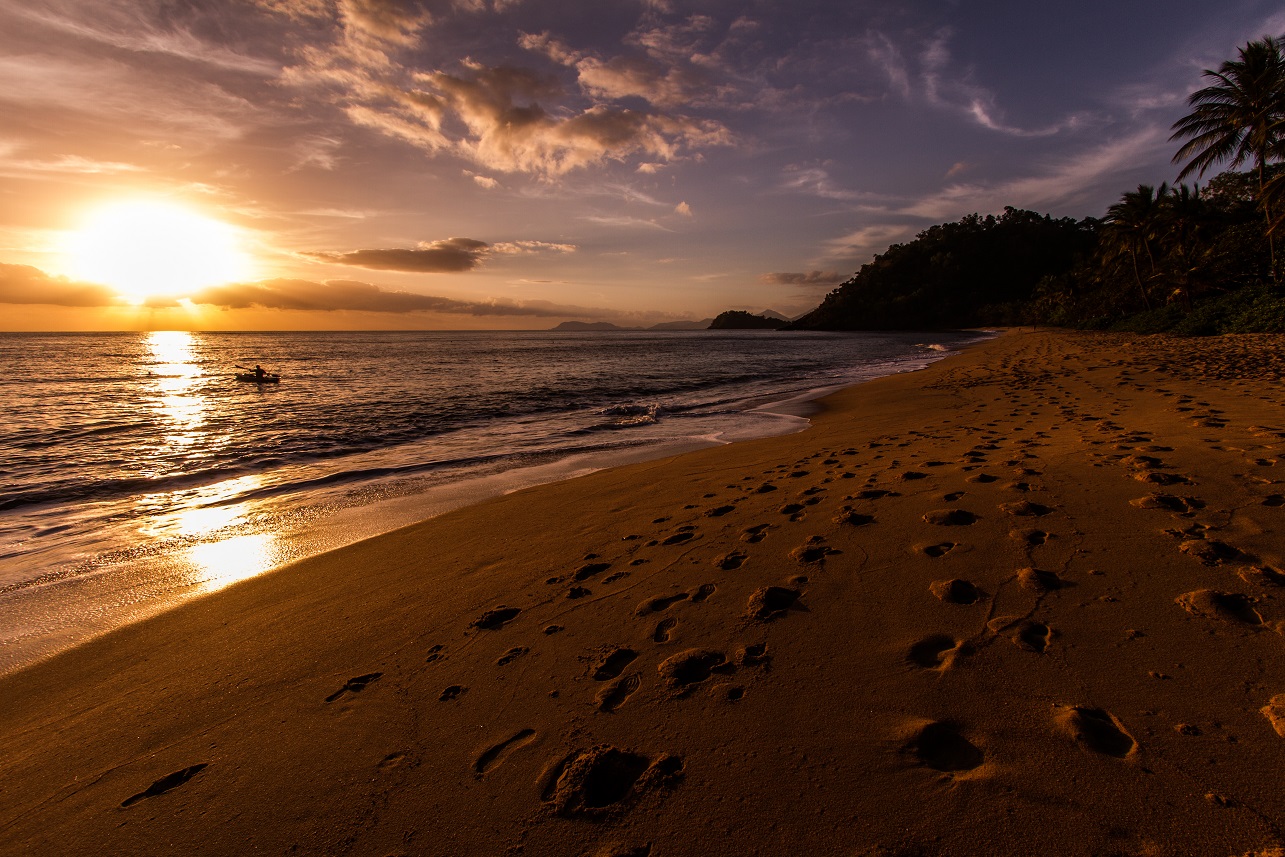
254 364 265 380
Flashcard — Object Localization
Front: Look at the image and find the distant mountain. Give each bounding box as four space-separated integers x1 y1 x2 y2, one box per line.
708 310 787 330
649 319 715 330
551 320 632 331
758 309 792 322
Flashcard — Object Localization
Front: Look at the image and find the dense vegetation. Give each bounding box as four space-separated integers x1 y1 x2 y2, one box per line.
793 36 1285 335
709 310 786 329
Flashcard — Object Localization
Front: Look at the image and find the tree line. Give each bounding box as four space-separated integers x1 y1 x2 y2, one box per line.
793 36 1285 334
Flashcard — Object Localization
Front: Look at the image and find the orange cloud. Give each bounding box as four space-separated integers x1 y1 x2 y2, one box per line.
305 237 490 272
0 264 119 306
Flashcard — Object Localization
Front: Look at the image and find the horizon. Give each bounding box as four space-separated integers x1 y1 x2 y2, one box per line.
2 0 1283 331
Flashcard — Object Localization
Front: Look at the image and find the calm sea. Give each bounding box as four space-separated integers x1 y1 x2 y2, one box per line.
0 329 986 671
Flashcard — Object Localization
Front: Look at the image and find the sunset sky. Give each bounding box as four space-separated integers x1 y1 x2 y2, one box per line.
2 0 1283 330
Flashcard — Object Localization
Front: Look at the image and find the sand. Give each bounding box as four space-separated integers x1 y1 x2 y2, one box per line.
3 329 1285 856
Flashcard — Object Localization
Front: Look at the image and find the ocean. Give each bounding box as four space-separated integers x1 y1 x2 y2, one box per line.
0 328 987 672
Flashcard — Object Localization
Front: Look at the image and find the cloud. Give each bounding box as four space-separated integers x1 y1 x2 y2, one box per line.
581 214 672 231
305 237 490 272
304 236 575 272
9 0 282 74
898 125 1170 220
0 264 119 306
467 171 500 188
780 165 867 201
272 9 733 178
761 271 844 286
490 240 576 254
189 276 632 318
674 201 692 217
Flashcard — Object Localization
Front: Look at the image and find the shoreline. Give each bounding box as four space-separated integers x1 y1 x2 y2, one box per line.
5 328 1285 856
0 337 968 677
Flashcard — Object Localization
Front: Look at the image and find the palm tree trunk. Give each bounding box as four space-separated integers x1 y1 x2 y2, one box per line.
1131 249 1152 311
1260 160 1279 286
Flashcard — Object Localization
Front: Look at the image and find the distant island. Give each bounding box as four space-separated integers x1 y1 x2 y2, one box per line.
708 310 787 330
549 318 715 331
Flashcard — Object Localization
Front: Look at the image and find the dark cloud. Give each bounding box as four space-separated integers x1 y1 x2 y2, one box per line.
306 237 490 272
189 276 621 318
0 264 118 306
761 270 845 286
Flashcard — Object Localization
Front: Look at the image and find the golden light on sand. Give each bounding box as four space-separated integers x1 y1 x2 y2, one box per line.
62 200 254 302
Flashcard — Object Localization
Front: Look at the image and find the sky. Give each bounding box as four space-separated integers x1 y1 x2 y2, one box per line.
2 0 1283 331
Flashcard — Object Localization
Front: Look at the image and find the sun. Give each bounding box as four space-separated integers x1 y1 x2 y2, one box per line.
62 200 255 302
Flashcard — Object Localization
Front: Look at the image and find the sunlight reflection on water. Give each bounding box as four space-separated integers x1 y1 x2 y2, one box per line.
146 330 206 451
189 533 279 593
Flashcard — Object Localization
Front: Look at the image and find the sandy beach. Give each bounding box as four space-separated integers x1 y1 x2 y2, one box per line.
3 328 1285 856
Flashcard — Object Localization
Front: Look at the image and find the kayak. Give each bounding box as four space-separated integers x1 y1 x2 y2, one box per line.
235 373 280 383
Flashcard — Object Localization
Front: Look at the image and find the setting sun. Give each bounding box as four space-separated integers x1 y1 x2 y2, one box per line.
61 200 254 302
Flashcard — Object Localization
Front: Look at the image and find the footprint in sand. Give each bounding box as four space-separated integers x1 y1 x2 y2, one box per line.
1017 567 1066 592
923 509 978 526
658 649 731 695
705 505 735 517
439 685 467 701
1057 706 1136 758
1239 566 1285 587
1010 528 1050 546
662 531 696 546
325 672 382 703
1131 494 1205 515
967 473 998 484
715 551 747 570
596 673 642 712
474 729 537 776
1178 539 1246 565
854 489 899 500
1000 500 1054 517
594 648 640 681
907 635 967 669
426 644 446 664
791 537 839 564
833 510 875 526
1176 590 1263 625
921 542 957 558
542 746 684 818
746 586 802 620
653 617 677 643
689 583 716 603
497 646 529 666
1135 472 1191 486
120 764 209 808
989 616 1053 652
574 562 612 581
735 642 770 667
635 592 689 616
903 721 984 772
930 579 980 605
471 606 521 630
741 524 771 543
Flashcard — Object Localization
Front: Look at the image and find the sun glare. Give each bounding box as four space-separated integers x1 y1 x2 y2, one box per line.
62 200 254 302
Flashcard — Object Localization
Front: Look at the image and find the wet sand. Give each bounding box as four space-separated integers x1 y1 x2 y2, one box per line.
3 329 1285 856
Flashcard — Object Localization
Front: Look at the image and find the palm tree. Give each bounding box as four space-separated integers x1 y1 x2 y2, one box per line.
1157 183 1205 310
1103 183 1170 310
1170 36 1285 278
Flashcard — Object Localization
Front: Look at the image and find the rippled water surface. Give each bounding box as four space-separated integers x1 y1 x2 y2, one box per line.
0 328 985 671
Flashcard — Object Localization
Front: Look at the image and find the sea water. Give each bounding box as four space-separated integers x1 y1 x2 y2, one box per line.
0 328 987 672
